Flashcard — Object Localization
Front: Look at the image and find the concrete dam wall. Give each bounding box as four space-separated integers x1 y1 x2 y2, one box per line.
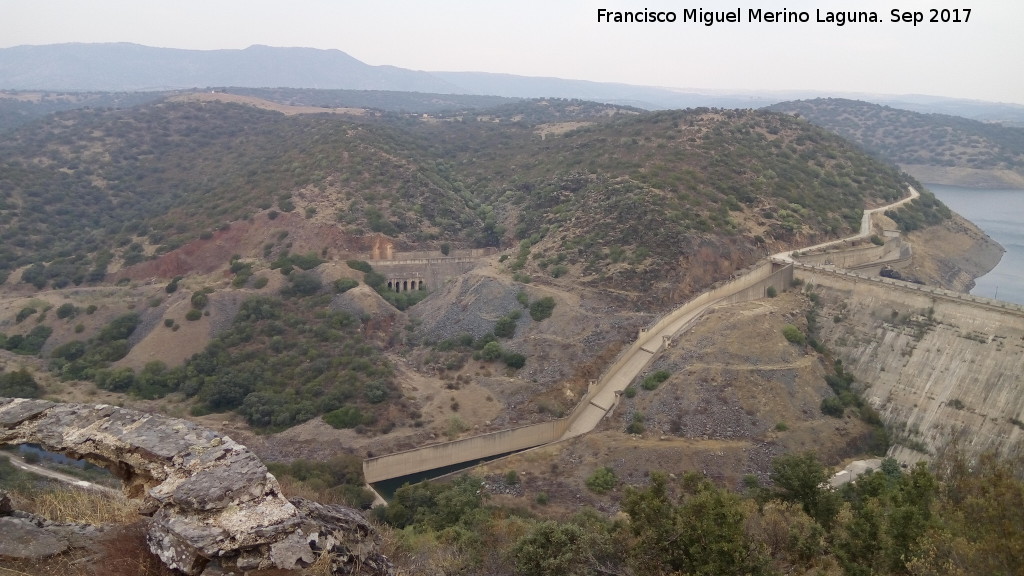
797 265 1024 461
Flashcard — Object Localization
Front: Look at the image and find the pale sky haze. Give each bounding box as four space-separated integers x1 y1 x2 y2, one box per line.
3 0 1022 104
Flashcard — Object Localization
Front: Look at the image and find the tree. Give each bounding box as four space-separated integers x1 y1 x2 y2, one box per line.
586 467 617 494
481 341 504 361
511 521 589 576
21 262 47 289
624 472 770 576
494 315 517 338
284 271 322 297
770 452 839 528
56 303 77 319
529 296 556 321
782 324 806 344
0 369 42 398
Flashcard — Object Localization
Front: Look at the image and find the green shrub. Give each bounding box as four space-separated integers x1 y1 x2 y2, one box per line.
98 313 140 343
190 292 209 309
56 303 77 319
283 271 322 297
185 309 202 321
766 286 778 298
15 307 37 323
0 369 42 398
502 351 526 369
782 324 806 345
346 260 373 274
494 315 518 338
623 386 637 398
529 296 556 321
626 412 646 434
363 271 387 290
5 325 52 356
323 406 365 429
334 278 359 293
586 467 617 494
641 370 671 391
821 396 845 417
516 290 530 307
481 341 504 361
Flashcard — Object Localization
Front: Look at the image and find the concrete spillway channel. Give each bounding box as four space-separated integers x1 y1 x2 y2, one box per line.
363 186 1016 500
363 259 795 496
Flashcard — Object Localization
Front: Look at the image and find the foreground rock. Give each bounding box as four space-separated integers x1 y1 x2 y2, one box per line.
0 397 391 575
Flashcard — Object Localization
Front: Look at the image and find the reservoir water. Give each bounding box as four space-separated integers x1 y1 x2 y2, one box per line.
928 185 1024 305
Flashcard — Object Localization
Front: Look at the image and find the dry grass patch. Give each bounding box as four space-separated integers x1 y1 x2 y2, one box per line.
9 486 137 525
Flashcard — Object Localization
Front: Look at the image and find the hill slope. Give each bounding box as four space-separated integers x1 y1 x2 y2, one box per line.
0 99 921 304
0 96 935 438
768 98 1024 188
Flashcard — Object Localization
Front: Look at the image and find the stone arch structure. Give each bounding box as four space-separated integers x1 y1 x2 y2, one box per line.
385 277 427 292
0 397 390 576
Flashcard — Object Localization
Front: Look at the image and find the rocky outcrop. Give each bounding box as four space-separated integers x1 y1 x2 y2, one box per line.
0 492 110 561
0 397 391 575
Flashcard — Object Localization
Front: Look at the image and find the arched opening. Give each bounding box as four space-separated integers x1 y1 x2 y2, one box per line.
418 280 425 291
387 280 393 291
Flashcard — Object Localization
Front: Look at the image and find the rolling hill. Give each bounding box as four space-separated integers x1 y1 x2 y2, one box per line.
0 96 922 302
768 98 1024 188
0 93 962 446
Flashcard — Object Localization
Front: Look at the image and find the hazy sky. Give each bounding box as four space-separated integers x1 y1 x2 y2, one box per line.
4 0 1022 104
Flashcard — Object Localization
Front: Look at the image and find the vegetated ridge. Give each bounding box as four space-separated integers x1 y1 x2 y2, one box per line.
0 94 948 448
768 98 1024 188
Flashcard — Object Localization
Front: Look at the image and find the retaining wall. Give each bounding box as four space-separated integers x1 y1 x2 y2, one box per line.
794 239 903 269
366 258 483 292
363 419 569 483
794 264 1024 317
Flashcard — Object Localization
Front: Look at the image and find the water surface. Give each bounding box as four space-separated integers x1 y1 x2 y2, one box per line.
928 185 1024 305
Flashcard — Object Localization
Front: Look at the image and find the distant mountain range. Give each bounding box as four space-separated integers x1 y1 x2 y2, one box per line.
3 43 1024 124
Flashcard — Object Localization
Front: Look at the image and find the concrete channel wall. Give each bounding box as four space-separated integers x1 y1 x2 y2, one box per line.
364 419 569 483
794 238 903 269
794 263 1024 317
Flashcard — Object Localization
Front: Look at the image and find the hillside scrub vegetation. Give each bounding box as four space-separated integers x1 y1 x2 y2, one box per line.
768 98 1024 178
351 451 1024 576
0 95 930 438
0 99 918 308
